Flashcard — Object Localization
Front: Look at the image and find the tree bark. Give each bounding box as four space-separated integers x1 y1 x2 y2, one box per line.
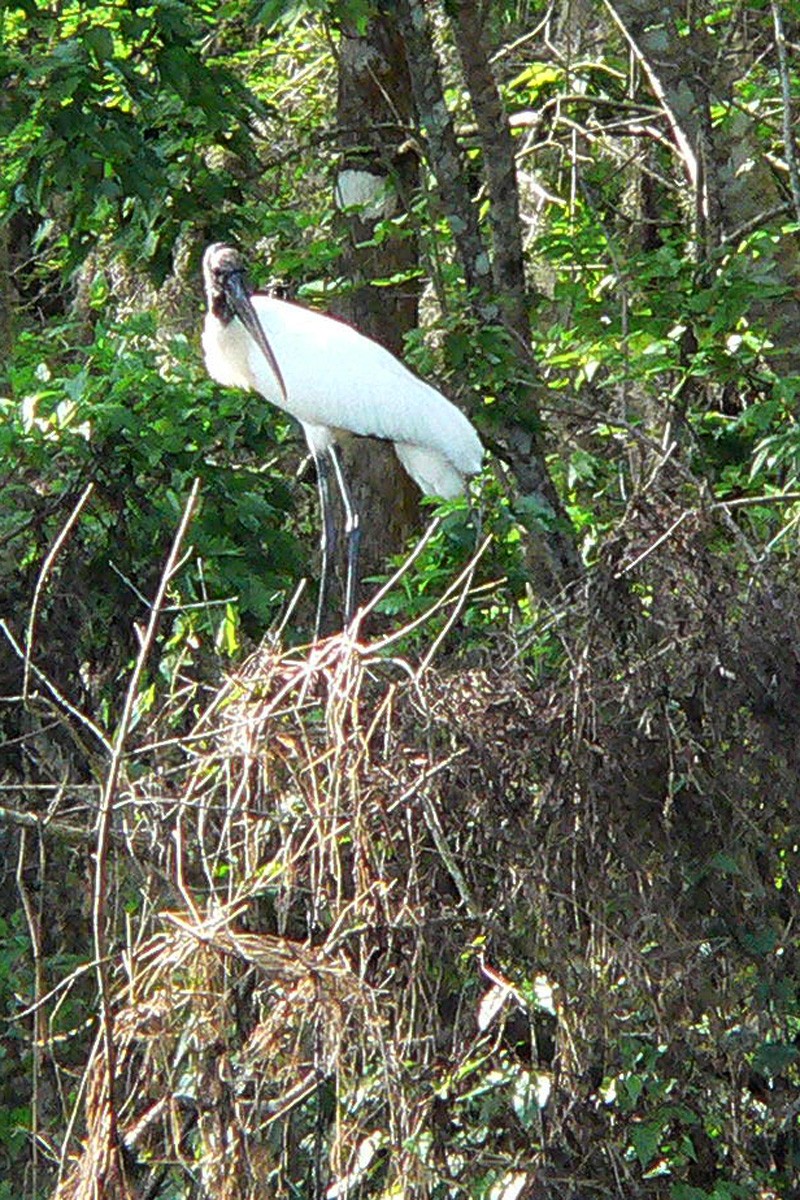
606 0 800 378
395 0 496 316
448 2 529 340
398 0 581 591
330 6 422 618
0 224 12 360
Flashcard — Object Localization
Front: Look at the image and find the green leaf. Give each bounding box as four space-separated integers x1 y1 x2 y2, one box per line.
630 1121 661 1168
82 26 114 62
752 1040 799 1078
708 852 741 875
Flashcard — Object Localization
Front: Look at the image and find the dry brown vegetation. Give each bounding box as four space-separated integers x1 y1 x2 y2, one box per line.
4 2 800 1196
4 458 795 1200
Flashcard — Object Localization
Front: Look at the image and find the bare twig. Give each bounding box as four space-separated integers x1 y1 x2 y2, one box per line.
615 511 694 577
24 484 94 705
771 0 800 223
91 478 200 1181
0 802 95 844
367 533 494 657
1 619 112 758
603 0 698 187
419 792 481 919
416 536 493 674
355 515 443 625
721 201 791 245
16 831 44 1196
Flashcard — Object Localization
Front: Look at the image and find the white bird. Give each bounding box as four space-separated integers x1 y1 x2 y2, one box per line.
201 243 483 631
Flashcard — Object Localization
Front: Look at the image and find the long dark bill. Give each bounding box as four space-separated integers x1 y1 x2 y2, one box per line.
225 272 288 403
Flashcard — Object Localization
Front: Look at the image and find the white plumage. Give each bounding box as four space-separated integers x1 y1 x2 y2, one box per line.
201 243 483 628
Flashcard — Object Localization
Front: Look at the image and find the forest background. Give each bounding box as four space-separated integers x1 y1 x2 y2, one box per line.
0 1 799 1197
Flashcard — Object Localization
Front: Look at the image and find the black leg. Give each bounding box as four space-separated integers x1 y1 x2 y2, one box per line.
314 451 337 638
327 444 360 626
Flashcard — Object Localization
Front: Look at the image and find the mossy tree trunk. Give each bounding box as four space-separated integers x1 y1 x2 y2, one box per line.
330 6 422 614
607 0 800 379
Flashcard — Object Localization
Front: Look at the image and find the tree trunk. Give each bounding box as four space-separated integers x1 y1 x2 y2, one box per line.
395 0 496 315
448 2 529 338
606 0 800 378
398 0 581 591
330 6 422 621
0 224 12 360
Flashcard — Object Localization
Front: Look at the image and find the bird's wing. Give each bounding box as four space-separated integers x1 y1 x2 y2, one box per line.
249 296 482 476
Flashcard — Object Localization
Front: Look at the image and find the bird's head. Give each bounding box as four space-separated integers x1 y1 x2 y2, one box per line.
203 243 287 402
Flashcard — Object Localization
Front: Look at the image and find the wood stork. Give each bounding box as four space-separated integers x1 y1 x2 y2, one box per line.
201 243 483 632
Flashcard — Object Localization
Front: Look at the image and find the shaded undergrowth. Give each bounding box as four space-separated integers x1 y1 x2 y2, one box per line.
2 468 799 1200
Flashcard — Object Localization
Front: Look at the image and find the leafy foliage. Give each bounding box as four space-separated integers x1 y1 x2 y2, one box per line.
2 0 800 1197
1 308 305 711
0 0 273 279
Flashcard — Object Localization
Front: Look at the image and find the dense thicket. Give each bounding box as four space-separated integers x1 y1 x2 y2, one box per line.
0 2 798 1198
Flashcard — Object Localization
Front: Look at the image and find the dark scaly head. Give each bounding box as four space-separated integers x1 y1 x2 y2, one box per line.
202 243 287 402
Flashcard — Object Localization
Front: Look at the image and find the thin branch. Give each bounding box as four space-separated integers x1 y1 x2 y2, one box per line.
771 0 800 223
24 484 94 706
16 831 44 1196
615 509 694 577
603 0 698 187
419 792 481 919
365 533 493 656
395 0 496 317
721 201 792 245
92 478 200 1180
0 803 95 844
1 619 113 758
